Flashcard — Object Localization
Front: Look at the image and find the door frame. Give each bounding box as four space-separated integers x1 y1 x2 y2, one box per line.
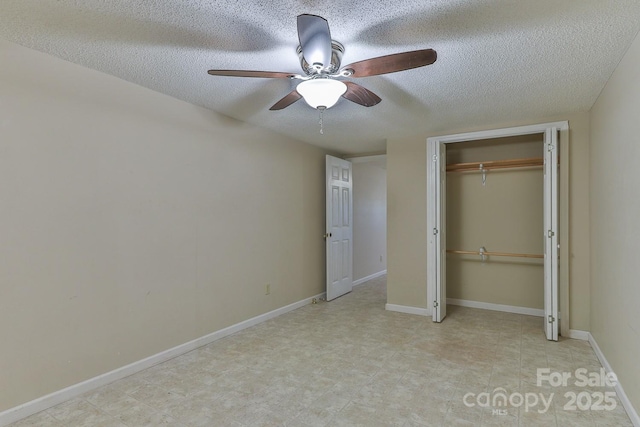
426 121 569 336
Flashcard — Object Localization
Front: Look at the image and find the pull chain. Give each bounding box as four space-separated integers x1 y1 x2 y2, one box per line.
318 106 326 135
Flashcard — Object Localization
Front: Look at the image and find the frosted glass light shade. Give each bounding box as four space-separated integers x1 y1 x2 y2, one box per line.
296 79 347 109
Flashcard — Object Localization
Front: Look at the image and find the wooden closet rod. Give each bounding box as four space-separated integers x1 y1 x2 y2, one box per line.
446 157 543 172
446 249 544 259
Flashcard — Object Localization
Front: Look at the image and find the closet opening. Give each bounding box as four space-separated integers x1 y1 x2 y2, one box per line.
427 122 568 341
446 135 544 314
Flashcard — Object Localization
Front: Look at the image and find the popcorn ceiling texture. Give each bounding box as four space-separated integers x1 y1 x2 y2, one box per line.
1 0 639 153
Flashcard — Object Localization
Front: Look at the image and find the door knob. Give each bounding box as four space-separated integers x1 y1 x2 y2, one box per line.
323 232 332 238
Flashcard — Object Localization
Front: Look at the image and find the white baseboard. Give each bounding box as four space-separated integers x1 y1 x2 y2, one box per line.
566 329 590 340
447 298 544 317
385 303 430 317
588 333 640 427
0 292 326 427
353 269 387 286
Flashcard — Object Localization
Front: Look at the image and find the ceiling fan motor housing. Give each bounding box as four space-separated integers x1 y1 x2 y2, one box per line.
297 41 344 75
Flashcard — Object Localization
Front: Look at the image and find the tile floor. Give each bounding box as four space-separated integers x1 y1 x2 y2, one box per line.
9 275 633 426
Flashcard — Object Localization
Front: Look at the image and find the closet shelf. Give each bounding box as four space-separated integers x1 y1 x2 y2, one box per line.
447 249 543 259
446 157 543 172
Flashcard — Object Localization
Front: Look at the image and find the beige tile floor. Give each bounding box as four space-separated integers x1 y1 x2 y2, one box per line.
10 275 633 426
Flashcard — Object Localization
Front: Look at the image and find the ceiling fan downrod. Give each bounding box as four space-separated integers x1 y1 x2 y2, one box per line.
318 106 326 135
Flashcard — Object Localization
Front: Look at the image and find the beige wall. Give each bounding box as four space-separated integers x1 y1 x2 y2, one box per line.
0 40 327 411
590 30 640 412
387 111 591 330
446 136 544 309
352 161 387 281
387 137 429 307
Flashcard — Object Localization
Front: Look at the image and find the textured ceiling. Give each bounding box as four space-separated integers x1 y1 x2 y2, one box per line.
1 1 640 154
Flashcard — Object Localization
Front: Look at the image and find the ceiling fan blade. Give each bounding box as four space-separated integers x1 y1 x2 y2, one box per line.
269 90 303 110
342 82 382 107
341 49 437 77
297 14 332 69
208 70 296 79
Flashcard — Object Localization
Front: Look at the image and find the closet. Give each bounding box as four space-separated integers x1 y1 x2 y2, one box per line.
427 122 566 341
445 135 544 313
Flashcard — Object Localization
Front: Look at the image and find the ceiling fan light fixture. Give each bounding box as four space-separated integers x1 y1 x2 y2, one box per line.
296 79 347 109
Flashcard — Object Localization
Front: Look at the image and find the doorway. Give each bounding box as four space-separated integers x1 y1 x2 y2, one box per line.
325 155 387 301
350 155 387 286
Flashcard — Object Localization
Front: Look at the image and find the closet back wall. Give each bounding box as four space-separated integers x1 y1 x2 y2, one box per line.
446 135 544 310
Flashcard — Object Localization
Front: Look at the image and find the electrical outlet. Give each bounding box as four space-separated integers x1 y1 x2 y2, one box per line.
265 284 271 295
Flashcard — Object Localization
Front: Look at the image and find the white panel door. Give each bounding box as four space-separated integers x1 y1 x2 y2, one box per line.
428 142 447 322
543 127 559 341
326 155 353 301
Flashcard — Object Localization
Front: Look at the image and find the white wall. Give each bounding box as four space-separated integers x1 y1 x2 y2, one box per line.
0 40 328 411
352 159 387 282
590 29 640 413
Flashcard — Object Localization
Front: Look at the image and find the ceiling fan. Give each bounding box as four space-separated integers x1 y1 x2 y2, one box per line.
207 14 437 111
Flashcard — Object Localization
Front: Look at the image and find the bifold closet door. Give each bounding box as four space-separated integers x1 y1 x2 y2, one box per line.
428 141 447 322
543 127 559 341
